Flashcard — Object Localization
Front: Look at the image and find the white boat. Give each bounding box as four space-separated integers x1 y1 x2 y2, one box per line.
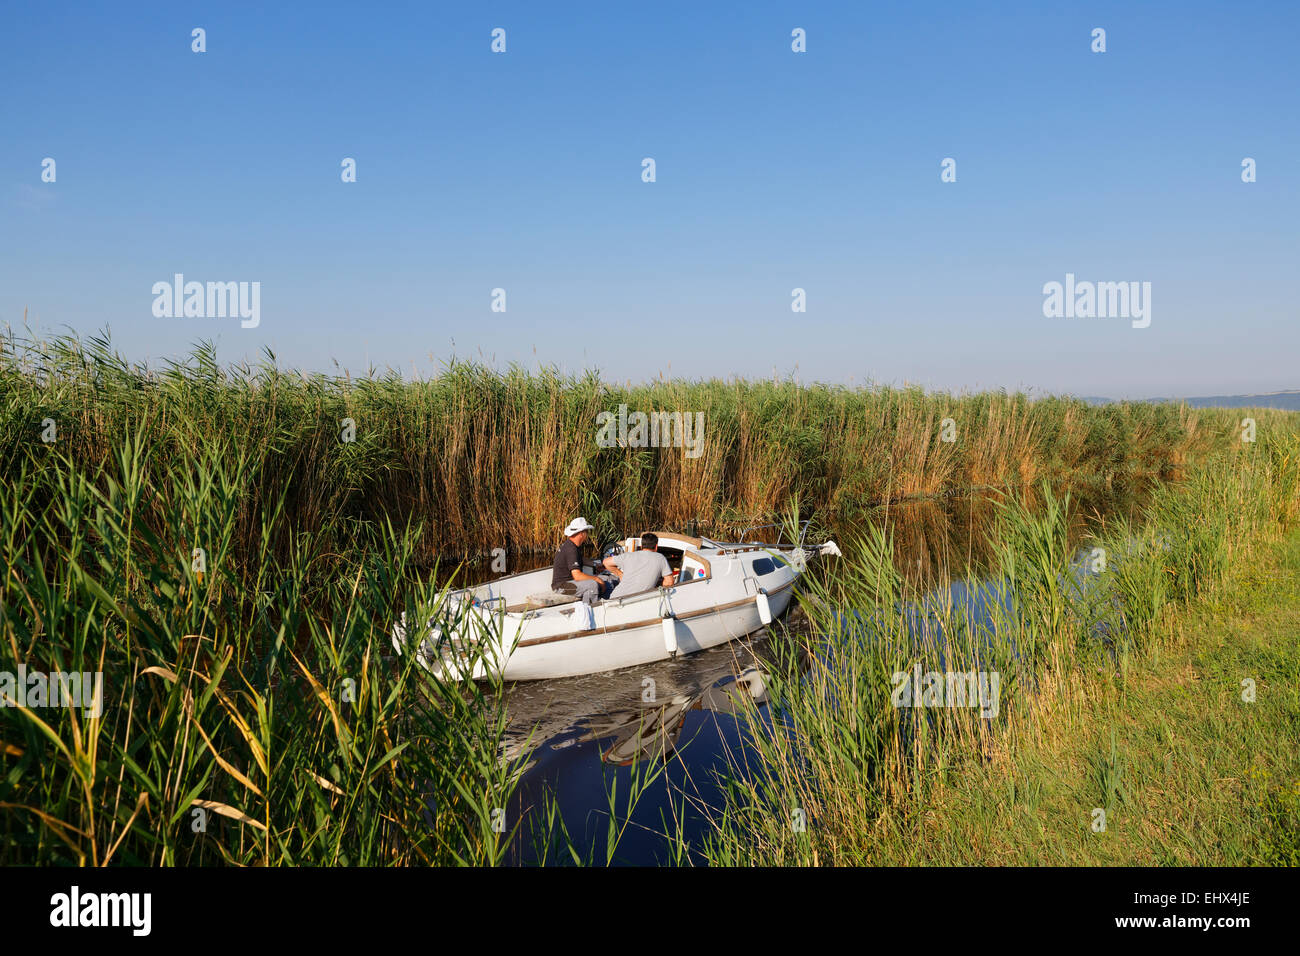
392 530 840 681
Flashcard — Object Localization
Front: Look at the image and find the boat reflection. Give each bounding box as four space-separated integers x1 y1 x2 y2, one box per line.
499 635 787 865
499 630 785 775
574 666 768 765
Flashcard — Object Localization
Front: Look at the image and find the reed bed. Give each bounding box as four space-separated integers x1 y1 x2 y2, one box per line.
3 328 1296 866
0 426 525 865
702 422 1300 865
0 329 1268 566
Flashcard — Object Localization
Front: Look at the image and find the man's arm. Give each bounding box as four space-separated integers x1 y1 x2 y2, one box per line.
602 555 624 579
660 555 675 588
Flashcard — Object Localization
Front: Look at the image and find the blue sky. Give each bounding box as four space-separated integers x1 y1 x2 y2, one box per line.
3 1 1296 397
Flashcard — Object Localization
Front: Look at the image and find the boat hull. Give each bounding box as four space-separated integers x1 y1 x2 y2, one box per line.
496 581 795 680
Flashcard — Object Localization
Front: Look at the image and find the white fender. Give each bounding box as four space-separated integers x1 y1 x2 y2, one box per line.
756 590 773 625
737 666 767 700
662 616 679 655
391 612 408 656
391 612 444 664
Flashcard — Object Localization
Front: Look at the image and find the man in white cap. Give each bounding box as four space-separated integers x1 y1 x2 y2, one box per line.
552 517 608 604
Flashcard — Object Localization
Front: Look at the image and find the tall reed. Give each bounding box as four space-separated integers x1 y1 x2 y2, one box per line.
0 427 523 865
702 419 1300 865
0 329 1268 565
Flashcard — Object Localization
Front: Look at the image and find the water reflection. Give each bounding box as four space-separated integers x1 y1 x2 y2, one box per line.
576 667 767 766
876 479 1153 590
458 483 1156 864
500 632 789 865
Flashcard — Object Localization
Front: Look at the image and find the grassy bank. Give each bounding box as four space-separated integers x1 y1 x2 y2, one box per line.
705 425 1300 865
3 328 1297 867
0 430 523 865
881 529 1300 865
0 329 1275 564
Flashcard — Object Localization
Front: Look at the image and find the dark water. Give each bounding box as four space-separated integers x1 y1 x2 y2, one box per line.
865 478 1154 591
456 483 1155 865
499 629 785 865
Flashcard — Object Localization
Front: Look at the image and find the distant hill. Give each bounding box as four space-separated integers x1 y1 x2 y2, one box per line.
1081 391 1300 411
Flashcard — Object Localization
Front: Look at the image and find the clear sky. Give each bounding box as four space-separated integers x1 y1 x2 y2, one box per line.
3 1 1296 398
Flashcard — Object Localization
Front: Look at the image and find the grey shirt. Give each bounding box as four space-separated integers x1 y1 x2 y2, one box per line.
608 550 672 599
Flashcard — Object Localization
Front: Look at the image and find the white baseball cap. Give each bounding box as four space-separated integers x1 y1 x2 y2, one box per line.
564 517 594 536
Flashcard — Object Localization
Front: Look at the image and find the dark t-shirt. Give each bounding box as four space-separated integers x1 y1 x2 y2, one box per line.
552 538 584 589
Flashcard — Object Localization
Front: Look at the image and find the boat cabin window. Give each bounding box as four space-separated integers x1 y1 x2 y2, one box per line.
657 546 685 572
751 554 789 577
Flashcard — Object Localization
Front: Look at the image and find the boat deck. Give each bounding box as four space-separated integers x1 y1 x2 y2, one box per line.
504 594 581 614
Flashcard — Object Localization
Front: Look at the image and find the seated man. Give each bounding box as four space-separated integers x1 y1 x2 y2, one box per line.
603 533 675 600
552 517 609 605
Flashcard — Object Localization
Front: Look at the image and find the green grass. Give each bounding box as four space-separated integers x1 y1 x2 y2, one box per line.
0 427 524 865
702 431 1300 865
1 328 1277 563
897 528 1300 865
3 329 1298 866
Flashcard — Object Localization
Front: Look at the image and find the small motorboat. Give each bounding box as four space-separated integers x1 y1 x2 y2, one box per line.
392 529 840 681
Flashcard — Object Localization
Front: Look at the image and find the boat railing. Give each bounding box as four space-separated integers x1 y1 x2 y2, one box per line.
734 519 812 548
